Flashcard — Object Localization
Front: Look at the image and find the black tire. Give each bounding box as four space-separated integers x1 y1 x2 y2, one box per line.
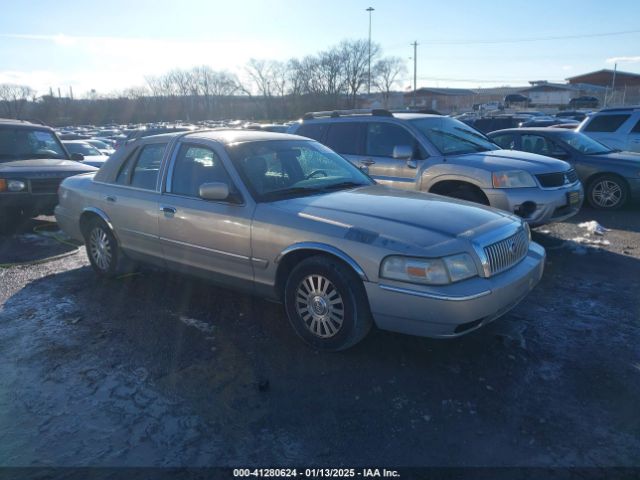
587 174 628 210
284 255 373 351
83 218 121 277
446 185 489 205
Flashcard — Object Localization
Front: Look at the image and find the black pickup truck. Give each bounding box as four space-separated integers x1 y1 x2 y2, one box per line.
0 119 97 232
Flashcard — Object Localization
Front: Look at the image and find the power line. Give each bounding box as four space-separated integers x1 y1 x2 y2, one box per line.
387 28 640 49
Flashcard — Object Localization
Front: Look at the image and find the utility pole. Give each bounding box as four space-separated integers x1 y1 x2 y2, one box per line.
367 7 375 95
610 62 618 106
411 41 418 107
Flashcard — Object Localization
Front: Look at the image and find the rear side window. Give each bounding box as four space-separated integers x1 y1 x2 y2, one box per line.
365 122 418 158
324 123 363 155
631 119 640 133
583 114 630 133
295 124 327 141
491 133 515 149
128 143 166 190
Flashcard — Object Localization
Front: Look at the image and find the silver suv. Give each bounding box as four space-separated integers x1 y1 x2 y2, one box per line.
289 110 584 226
577 106 640 153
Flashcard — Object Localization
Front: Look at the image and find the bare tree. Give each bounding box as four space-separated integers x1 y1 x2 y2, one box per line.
373 57 407 108
0 83 35 118
339 39 380 107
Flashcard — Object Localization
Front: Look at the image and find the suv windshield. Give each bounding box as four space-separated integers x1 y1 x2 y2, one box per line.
64 142 102 156
558 131 613 155
409 117 499 155
0 127 67 162
226 140 373 201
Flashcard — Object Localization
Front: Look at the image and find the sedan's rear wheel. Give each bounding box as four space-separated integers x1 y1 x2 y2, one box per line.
284 255 372 351
587 174 628 210
84 218 119 277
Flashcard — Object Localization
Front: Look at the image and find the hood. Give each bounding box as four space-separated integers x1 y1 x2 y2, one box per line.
592 151 640 166
0 158 98 174
452 150 571 174
271 185 519 254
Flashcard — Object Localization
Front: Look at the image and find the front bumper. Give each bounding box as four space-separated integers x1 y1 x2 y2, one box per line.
0 192 58 216
485 183 583 227
366 242 545 338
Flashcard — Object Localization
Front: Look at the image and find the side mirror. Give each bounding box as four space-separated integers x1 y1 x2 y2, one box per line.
70 153 84 161
199 182 229 201
392 145 413 160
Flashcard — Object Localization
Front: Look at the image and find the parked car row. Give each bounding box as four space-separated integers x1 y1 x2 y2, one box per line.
2 107 638 350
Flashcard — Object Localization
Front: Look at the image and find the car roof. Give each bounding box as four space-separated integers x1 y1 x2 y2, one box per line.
488 127 573 135
0 118 53 130
184 129 306 144
62 139 93 144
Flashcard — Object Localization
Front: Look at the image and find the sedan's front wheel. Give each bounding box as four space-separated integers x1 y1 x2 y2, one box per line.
284 255 373 351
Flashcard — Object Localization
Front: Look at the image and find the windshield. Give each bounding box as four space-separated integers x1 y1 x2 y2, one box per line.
64 142 102 156
0 127 67 161
226 140 374 201
557 131 613 155
409 117 499 155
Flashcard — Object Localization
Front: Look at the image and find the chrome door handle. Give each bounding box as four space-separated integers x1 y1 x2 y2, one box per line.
160 206 177 214
105 195 116 202
360 159 376 166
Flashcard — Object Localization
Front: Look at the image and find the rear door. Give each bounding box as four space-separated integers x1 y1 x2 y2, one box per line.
158 141 254 289
581 113 631 150
629 116 640 153
97 142 166 261
322 122 366 168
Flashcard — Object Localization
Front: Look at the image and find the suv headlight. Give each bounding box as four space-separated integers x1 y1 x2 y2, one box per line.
0 179 26 192
7 180 26 192
380 253 477 285
492 170 536 188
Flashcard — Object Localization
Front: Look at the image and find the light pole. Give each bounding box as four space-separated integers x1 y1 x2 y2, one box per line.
366 7 374 95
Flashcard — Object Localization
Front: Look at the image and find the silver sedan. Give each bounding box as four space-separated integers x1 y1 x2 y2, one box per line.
55 130 545 350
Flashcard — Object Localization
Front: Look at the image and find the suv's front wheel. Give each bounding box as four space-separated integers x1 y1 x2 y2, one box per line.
284 255 373 351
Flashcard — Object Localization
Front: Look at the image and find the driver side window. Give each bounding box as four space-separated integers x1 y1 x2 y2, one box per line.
170 144 233 198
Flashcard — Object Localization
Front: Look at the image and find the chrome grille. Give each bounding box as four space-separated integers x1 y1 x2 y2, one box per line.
484 228 529 276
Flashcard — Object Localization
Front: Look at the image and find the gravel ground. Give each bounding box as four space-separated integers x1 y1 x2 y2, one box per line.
0 210 639 468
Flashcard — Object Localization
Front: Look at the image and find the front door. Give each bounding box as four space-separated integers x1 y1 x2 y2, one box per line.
158 142 254 288
359 121 424 189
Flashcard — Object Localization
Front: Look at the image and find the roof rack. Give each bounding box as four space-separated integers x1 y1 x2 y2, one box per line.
598 106 640 112
390 108 442 116
302 108 393 120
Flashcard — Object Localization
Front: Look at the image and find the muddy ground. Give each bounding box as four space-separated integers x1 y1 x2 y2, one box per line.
0 208 639 468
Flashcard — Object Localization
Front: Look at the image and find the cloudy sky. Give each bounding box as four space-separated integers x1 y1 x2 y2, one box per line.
1 0 639 96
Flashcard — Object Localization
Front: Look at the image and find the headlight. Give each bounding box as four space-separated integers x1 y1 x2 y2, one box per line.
492 170 537 188
7 180 26 192
380 253 477 285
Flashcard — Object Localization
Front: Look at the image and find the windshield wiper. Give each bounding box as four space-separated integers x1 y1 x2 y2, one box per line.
320 181 368 191
261 186 323 200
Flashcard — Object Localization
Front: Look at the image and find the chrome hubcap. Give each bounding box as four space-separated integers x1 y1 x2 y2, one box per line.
295 274 344 338
592 180 622 208
89 227 112 271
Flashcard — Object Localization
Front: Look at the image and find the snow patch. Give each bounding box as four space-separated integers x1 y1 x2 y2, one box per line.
178 315 215 335
578 221 610 236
